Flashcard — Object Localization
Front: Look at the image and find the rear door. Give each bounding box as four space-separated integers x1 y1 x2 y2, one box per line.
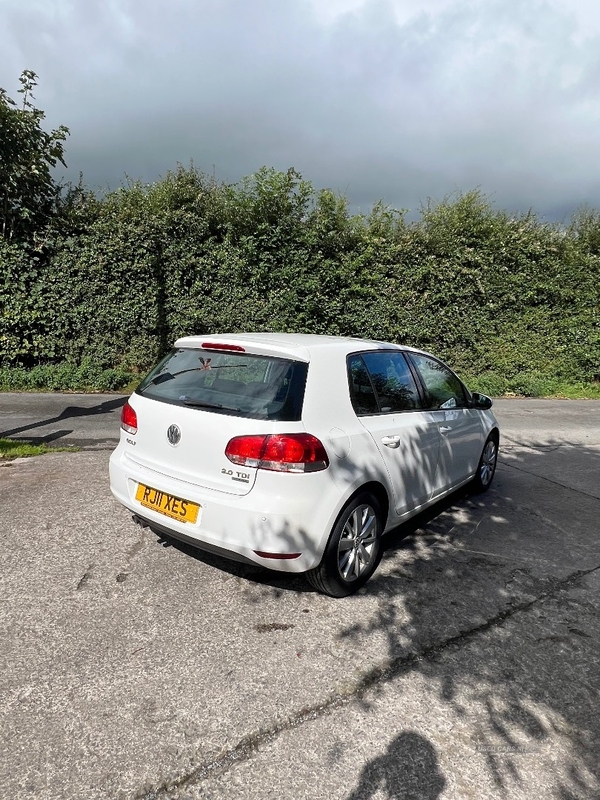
127 347 308 496
407 352 484 492
348 351 441 515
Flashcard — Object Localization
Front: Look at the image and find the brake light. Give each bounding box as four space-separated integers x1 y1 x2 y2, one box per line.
225 434 329 473
121 401 138 434
201 342 246 352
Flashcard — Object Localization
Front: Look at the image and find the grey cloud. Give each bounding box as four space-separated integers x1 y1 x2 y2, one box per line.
2 0 600 219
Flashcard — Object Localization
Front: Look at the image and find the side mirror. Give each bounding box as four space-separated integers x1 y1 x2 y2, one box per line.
471 392 493 409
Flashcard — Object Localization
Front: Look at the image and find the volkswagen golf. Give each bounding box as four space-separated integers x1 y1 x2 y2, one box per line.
109 333 499 596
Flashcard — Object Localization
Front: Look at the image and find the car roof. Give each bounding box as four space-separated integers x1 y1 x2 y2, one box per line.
175 333 421 362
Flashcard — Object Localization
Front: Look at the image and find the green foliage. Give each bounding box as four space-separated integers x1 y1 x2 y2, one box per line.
0 71 69 242
0 438 77 459
465 372 600 399
0 74 598 393
0 360 135 391
1 169 598 393
568 206 600 256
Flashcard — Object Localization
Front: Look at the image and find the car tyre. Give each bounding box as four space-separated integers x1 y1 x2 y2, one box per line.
307 492 383 597
471 433 498 493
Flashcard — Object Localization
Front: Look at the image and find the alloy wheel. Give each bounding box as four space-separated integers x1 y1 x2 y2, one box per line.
480 439 497 486
336 504 378 581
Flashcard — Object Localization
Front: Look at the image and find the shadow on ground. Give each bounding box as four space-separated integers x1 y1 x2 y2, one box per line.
346 732 446 800
0 396 126 445
136 438 599 799
0 396 126 439
333 439 600 799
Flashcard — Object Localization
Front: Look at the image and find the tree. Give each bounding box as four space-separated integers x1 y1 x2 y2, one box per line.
0 70 69 241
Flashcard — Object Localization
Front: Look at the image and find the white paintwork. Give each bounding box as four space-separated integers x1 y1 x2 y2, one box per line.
432 407 486 491
358 410 441 513
109 333 499 574
124 392 268 496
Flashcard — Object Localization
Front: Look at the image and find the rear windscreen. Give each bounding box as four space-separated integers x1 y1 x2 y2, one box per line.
136 349 308 421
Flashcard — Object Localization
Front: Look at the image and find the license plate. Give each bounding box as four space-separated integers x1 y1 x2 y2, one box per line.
135 483 200 524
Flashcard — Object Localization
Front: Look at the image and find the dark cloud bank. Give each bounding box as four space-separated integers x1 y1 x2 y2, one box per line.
3 0 600 219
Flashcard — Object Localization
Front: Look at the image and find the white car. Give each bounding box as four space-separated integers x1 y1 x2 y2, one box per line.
109 334 499 596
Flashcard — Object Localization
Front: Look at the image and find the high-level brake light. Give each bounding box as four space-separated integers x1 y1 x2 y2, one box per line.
201 342 246 352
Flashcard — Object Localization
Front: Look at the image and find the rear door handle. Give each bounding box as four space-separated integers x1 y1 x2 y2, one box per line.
439 426 452 433
381 435 401 448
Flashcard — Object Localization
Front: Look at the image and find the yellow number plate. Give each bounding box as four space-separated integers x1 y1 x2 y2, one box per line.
135 483 200 524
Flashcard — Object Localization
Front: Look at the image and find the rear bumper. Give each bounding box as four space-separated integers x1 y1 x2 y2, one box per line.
109 444 340 572
131 513 259 566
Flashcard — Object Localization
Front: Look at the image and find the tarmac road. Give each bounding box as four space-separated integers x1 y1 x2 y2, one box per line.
1 395 599 799
0 392 127 449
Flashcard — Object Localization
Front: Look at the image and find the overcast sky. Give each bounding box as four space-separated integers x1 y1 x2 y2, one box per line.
2 0 600 219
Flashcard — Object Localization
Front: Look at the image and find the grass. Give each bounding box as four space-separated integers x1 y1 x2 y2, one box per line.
543 382 600 400
0 438 78 460
464 374 600 400
119 378 141 395
0 362 137 392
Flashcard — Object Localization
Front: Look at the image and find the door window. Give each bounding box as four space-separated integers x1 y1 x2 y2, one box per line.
348 352 421 414
409 354 468 410
347 355 379 414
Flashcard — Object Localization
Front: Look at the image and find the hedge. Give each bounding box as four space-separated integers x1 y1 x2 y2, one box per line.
1 166 599 391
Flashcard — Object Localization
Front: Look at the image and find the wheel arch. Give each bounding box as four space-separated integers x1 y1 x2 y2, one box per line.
488 426 500 444
343 480 390 528
307 479 389 596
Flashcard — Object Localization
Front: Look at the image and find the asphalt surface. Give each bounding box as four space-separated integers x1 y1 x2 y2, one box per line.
0 392 127 448
1 395 599 800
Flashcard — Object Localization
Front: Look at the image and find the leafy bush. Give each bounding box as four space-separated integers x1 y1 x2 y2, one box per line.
2 69 599 393
0 116 598 394
0 360 136 391
0 71 69 242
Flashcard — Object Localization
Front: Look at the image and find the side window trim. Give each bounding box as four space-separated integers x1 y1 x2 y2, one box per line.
402 351 429 409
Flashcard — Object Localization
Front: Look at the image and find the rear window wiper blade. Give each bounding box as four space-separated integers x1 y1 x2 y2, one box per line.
181 398 223 409
148 365 250 386
181 397 242 412
149 367 208 385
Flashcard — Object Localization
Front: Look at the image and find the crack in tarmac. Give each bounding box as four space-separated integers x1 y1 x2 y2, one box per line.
75 564 94 591
498 459 600 501
137 564 600 800
495 492 588 541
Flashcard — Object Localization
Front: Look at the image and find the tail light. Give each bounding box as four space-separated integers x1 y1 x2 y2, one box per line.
121 401 138 434
225 434 329 473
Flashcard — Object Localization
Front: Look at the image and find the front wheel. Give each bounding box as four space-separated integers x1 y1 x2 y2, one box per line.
472 434 498 493
307 492 383 597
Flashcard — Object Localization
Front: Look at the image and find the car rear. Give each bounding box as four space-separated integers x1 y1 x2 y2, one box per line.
109 337 343 571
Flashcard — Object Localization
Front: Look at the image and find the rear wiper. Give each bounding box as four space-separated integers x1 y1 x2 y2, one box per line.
181 398 223 409
149 364 250 386
149 367 206 385
181 398 243 413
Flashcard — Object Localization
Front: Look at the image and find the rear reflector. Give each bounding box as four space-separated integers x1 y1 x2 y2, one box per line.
201 342 246 352
121 401 138 434
225 433 329 473
253 551 302 560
